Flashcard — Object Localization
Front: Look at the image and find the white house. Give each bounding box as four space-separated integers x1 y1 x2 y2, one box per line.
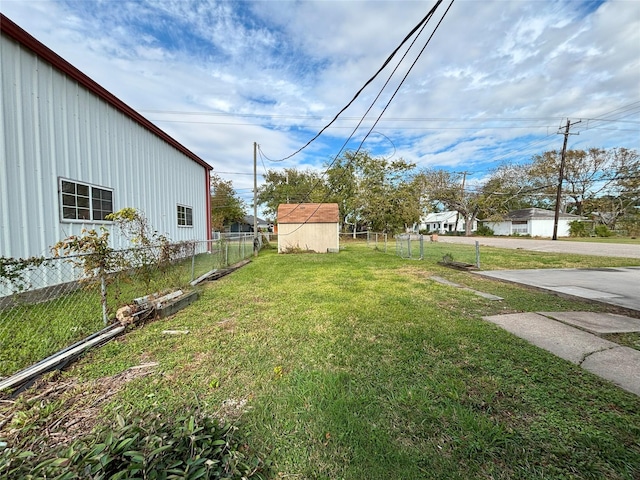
277 203 339 253
416 211 477 234
482 208 581 237
0 14 213 261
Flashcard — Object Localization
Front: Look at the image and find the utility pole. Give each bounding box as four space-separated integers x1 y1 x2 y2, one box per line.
454 171 469 234
253 142 258 256
552 119 580 240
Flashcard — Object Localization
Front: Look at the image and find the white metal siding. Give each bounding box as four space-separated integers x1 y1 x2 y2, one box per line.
1 34 208 258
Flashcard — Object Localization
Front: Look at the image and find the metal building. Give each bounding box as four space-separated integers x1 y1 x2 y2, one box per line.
0 14 213 259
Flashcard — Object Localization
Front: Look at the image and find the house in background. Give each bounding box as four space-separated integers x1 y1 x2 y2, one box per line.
277 203 339 253
0 14 213 260
416 211 476 234
227 215 269 233
482 208 581 237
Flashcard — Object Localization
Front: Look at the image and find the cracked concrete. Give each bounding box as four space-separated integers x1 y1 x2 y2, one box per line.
483 312 640 396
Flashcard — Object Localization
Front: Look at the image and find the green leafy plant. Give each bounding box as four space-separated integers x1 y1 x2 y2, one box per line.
0 255 48 294
569 220 589 237
51 227 120 325
595 224 613 237
107 208 196 290
1 411 270 479
475 224 494 236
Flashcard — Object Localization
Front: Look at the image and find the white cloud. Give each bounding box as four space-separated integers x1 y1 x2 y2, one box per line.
2 0 639 217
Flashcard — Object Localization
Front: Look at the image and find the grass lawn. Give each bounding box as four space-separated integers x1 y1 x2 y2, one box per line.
559 237 640 245
2 242 639 479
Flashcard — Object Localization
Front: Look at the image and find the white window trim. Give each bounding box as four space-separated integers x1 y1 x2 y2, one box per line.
58 177 114 224
177 204 193 227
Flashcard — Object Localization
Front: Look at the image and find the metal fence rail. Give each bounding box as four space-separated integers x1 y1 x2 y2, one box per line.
0 235 257 378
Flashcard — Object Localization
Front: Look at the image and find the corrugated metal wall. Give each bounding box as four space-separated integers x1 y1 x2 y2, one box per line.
1 34 209 259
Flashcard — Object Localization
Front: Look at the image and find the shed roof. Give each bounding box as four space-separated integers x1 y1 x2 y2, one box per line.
277 203 339 224
0 14 212 172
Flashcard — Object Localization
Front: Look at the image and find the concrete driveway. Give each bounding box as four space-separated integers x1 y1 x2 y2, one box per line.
475 267 640 314
437 235 640 259
435 236 640 396
436 235 640 313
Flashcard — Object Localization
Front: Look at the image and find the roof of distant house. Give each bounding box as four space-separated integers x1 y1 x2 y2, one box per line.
422 211 461 223
506 208 581 220
277 203 339 224
0 13 212 171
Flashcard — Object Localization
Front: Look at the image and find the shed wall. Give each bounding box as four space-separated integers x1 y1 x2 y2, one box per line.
1 34 209 258
277 223 339 253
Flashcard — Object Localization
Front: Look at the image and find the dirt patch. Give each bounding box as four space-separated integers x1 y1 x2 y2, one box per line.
0 363 157 449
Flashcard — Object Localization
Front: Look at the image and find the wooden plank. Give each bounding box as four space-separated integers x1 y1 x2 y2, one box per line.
0 325 125 391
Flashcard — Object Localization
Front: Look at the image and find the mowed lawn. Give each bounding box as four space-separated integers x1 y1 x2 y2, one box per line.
10 242 640 479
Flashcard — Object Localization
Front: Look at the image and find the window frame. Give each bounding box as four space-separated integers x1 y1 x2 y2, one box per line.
58 177 114 223
177 204 193 227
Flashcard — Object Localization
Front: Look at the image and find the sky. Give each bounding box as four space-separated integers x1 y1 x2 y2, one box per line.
2 0 639 219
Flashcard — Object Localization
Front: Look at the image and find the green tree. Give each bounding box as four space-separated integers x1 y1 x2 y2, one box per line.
326 151 419 233
210 174 246 232
256 168 328 219
414 169 480 236
527 148 638 217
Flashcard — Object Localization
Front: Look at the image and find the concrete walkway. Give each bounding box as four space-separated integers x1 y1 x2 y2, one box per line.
434 237 640 396
483 312 640 396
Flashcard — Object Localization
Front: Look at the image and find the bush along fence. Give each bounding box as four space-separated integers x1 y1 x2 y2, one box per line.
0 233 258 380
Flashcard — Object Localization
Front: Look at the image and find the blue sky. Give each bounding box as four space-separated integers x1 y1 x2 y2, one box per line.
2 0 639 217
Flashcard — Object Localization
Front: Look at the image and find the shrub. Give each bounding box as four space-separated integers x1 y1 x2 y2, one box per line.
0 411 270 479
594 225 613 237
475 224 494 236
569 220 589 237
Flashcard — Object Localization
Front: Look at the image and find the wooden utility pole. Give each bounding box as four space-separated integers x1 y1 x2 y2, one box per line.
552 119 580 240
253 142 258 256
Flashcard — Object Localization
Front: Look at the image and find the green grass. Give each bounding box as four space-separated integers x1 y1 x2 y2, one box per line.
416 241 640 270
3 243 640 479
0 242 252 377
559 237 640 244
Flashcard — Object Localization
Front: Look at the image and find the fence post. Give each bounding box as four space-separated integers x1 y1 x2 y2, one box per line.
475 240 480 269
419 235 424 260
189 243 195 282
384 233 387 253
407 235 411 259
100 275 108 326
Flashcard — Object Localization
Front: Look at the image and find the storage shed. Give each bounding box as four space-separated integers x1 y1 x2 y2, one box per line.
482 208 581 237
0 14 213 260
277 203 339 253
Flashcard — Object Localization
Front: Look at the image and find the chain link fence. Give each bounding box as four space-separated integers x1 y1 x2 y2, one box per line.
395 234 425 260
339 231 389 252
0 234 258 379
393 234 482 266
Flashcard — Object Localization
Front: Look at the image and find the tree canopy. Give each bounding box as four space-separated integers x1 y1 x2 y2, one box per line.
252 147 638 236
210 173 246 232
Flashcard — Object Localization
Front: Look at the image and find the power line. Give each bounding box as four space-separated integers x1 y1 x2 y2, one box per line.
262 0 447 164
273 0 456 231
